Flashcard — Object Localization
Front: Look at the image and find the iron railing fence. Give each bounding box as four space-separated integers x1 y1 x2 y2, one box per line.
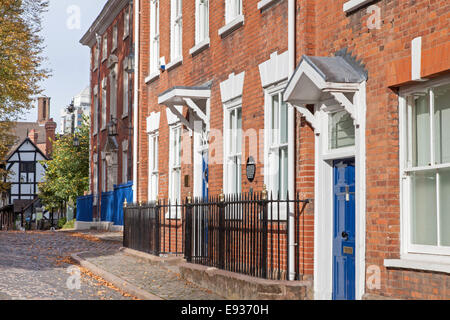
123 200 184 256
123 191 310 281
185 192 309 280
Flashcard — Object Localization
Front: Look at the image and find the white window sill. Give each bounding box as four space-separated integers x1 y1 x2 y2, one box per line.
121 113 128 119
123 33 129 41
218 15 244 38
166 57 183 71
102 57 107 63
257 0 281 11
189 38 210 56
145 71 160 84
343 0 374 13
384 258 450 274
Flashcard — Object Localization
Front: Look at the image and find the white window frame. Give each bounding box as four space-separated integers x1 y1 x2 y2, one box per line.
102 157 106 193
170 0 183 62
93 86 98 134
123 7 130 39
93 154 98 205
112 24 118 52
122 141 128 184
110 72 117 119
93 46 99 70
169 124 182 204
149 0 160 76
123 64 129 118
264 82 288 200
101 79 107 130
225 0 242 24
399 76 450 258
102 34 108 61
223 99 242 195
148 132 159 201
195 0 209 45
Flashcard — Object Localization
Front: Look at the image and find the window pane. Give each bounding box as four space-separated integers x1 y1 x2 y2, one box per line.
272 94 279 145
329 110 355 149
236 108 242 154
280 99 288 144
411 171 437 246
439 168 450 246
434 84 450 165
413 93 431 167
229 110 235 154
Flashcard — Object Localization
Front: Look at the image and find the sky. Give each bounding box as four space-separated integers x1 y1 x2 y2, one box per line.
21 0 107 129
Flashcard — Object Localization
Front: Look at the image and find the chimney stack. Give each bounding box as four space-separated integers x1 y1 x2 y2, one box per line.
28 129 38 144
44 118 57 158
38 97 51 125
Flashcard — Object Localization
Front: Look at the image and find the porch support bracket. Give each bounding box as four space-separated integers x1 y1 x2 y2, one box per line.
330 91 359 125
292 103 320 135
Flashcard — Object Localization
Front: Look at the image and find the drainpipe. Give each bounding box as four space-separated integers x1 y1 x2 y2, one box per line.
132 0 140 203
288 0 296 281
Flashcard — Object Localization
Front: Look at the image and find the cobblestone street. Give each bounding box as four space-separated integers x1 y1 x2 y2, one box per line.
0 230 224 300
0 231 131 300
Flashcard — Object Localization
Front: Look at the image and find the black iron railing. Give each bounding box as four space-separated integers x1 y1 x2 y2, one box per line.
123 191 310 280
123 200 184 256
184 192 309 280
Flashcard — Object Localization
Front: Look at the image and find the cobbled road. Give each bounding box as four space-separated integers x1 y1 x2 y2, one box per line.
0 231 132 300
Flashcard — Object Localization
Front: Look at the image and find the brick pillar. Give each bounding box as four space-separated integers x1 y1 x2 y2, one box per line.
44 118 57 158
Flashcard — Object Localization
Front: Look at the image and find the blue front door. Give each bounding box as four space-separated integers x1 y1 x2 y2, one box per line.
332 159 356 300
202 151 209 199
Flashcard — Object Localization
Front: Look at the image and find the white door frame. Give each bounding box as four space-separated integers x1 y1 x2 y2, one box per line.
313 82 367 300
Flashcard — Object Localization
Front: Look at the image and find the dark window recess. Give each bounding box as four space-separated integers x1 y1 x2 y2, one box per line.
20 162 36 173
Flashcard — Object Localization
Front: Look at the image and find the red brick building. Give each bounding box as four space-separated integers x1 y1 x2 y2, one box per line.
131 0 449 299
80 0 134 223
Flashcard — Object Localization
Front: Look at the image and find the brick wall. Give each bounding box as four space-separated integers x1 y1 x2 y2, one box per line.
88 3 134 218
305 0 450 299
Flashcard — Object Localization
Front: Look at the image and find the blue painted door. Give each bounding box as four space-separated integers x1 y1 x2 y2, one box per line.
202 151 209 199
332 159 356 300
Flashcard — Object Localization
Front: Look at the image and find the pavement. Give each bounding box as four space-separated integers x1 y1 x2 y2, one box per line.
0 230 224 300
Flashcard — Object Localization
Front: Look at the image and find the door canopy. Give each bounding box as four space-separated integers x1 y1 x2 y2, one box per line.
284 50 367 132
158 82 212 132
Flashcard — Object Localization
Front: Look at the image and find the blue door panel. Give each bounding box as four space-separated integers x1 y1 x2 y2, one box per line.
332 159 356 300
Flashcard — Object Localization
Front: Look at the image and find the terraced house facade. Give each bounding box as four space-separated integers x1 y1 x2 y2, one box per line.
79 0 449 299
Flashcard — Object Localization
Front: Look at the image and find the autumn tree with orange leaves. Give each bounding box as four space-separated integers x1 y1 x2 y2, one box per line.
0 0 49 193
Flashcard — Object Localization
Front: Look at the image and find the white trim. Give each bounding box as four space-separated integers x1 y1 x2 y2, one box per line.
145 71 160 84
258 51 289 89
220 72 245 103
384 258 450 274
218 14 244 38
146 112 161 133
222 98 243 195
132 0 139 203
166 56 183 71
399 78 450 258
189 37 210 56
257 0 281 11
311 82 366 300
166 105 184 126
343 0 374 13
411 37 426 81
195 0 209 46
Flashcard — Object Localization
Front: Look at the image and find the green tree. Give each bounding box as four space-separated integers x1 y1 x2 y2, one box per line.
0 0 49 192
39 118 90 211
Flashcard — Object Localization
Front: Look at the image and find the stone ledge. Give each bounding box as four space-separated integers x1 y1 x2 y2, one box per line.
178 262 313 300
74 221 113 231
119 247 185 267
